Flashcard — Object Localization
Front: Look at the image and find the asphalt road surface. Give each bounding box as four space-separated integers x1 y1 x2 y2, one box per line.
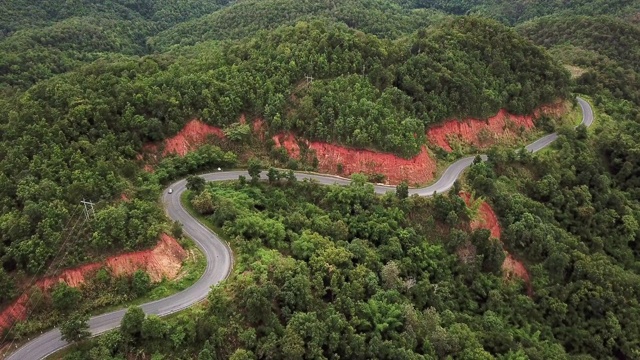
7 97 593 359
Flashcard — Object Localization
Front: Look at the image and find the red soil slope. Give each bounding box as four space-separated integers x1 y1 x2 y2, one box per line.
0 234 186 334
146 119 225 157
140 117 266 170
460 192 532 294
428 103 566 152
273 133 437 185
273 104 565 185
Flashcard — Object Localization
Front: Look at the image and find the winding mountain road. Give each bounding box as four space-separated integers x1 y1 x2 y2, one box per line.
6 97 593 360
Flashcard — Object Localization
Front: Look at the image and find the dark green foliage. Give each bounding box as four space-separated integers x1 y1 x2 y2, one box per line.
3 1 631 357
170 220 183 239
0 15 567 278
396 181 409 199
60 312 91 343
406 0 640 24
52 282 82 313
186 175 206 194
468 121 640 358
91 200 163 251
132 270 151 297
267 168 280 184
247 158 262 184
519 16 640 108
147 0 442 50
0 0 231 89
121 306 145 343
0 269 16 304
154 145 238 184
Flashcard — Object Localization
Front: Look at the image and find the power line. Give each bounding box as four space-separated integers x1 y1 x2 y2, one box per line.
80 199 95 220
1 208 86 348
304 74 314 84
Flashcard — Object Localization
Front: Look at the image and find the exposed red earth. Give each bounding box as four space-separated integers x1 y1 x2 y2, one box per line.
459 192 532 295
427 102 567 152
252 118 266 141
146 119 225 157
0 234 186 334
272 104 566 185
139 105 565 183
140 117 268 170
273 134 437 185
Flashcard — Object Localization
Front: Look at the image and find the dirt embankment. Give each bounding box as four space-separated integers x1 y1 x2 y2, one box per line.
273 134 437 185
137 104 565 184
460 192 532 295
273 103 566 185
0 234 186 333
145 119 226 158
427 102 567 152
139 117 267 172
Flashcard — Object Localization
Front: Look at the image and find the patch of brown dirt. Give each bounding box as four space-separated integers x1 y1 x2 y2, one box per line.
253 118 266 141
153 119 225 157
0 234 186 334
272 134 437 185
502 254 531 288
460 192 532 295
428 103 566 152
107 234 186 282
460 192 501 239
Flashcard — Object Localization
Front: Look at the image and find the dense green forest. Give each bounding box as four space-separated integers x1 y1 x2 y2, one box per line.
0 15 568 289
1 0 640 358
65 158 640 359
518 15 640 110
404 0 640 25
146 0 444 50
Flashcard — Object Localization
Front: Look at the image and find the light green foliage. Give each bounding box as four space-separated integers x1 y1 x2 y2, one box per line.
91 200 163 251
223 122 251 142
98 179 562 359
396 181 409 199
4 1 640 359
142 315 168 341
0 9 567 279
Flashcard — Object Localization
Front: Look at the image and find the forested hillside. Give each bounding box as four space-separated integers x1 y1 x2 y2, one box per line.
0 16 568 290
61 177 564 359
0 0 230 39
147 0 443 50
0 0 233 90
517 15 640 198
403 0 640 25
2 0 640 358
518 16 640 108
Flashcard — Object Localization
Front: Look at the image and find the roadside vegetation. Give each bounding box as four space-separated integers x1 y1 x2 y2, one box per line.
2 0 640 358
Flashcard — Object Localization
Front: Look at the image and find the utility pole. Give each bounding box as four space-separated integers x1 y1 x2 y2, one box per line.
305 74 314 84
81 199 95 220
